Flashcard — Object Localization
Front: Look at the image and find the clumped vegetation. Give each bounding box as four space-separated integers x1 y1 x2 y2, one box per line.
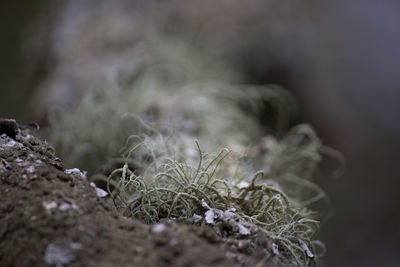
49 39 334 266
102 126 326 266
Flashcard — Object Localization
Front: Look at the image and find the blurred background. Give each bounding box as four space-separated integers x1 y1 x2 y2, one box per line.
1 0 399 266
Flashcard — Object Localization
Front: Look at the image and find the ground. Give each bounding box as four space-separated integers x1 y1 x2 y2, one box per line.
0 128 273 266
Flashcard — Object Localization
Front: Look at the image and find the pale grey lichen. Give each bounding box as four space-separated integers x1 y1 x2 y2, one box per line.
47 34 337 266
44 244 75 267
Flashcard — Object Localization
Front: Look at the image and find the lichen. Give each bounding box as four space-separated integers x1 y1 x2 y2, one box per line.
103 132 327 266
48 38 339 266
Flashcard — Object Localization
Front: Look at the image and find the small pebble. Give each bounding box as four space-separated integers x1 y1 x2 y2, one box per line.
43 201 57 211
90 182 108 197
65 168 87 179
27 165 35 173
151 223 166 234
59 202 71 211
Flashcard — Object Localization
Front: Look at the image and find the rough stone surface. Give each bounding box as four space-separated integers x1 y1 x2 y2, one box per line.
0 130 271 267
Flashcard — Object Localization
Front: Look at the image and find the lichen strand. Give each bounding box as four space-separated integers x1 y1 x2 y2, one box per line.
105 128 327 266
48 40 334 266
48 40 296 176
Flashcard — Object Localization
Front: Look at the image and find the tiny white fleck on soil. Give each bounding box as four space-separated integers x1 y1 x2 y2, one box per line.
151 223 166 234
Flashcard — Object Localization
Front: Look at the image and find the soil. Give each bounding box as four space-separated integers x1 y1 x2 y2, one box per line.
0 128 272 266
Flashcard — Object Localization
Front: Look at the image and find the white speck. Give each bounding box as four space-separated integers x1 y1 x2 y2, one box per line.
45 244 75 267
43 201 57 211
90 182 108 197
15 158 23 163
59 202 71 211
193 213 203 223
151 223 166 234
3 139 23 149
201 199 211 210
96 188 108 197
202 199 251 236
205 210 215 224
272 243 279 256
223 209 236 220
35 159 43 164
65 168 87 179
298 238 314 259
27 165 35 173
237 223 250 235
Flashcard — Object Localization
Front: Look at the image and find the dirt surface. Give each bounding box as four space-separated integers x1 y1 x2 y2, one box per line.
0 129 273 266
